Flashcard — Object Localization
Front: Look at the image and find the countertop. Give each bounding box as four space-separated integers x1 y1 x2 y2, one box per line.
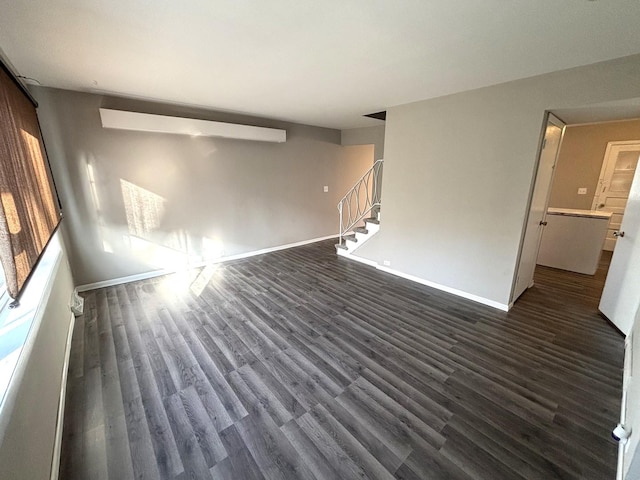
547 207 613 219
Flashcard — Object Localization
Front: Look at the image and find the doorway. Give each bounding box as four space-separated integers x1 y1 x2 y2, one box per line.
512 113 565 302
538 121 640 336
513 118 640 317
515 114 640 480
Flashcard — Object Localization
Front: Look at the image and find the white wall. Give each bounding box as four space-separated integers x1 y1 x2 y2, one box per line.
0 239 75 480
356 54 640 307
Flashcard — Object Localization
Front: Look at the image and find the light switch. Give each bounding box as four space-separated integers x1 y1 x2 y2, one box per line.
323 186 329 192
578 187 587 195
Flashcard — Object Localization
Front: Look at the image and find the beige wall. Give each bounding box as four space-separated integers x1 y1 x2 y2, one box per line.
0 237 75 480
341 125 385 161
549 119 640 210
356 54 640 307
33 87 373 286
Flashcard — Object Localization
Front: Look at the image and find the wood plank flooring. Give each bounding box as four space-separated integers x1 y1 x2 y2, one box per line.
59 242 624 480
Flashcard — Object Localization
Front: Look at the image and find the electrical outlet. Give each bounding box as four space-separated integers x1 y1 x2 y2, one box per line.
578 187 587 195
383 260 391 266
323 186 329 193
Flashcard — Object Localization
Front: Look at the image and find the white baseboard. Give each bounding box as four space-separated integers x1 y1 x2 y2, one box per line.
337 247 511 311
76 269 176 292
336 249 379 267
50 312 75 480
76 234 338 292
376 265 510 311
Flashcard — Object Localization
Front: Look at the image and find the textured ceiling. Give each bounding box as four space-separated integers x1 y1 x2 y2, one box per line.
1 0 640 129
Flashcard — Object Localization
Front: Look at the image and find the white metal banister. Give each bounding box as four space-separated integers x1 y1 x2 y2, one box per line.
337 159 383 246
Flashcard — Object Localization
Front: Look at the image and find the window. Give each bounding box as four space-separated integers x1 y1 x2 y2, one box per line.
0 61 61 304
0 59 62 407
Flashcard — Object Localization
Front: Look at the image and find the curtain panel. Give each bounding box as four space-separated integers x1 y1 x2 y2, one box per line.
0 65 60 300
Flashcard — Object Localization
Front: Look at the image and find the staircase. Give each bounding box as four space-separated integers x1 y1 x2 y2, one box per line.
335 159 383 256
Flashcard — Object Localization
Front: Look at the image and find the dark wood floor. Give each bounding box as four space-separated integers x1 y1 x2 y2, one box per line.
59 242 624 480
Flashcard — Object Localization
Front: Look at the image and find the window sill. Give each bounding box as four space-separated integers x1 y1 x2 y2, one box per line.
0 232 63 425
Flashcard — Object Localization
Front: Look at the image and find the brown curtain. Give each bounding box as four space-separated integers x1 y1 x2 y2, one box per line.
0 66 60 299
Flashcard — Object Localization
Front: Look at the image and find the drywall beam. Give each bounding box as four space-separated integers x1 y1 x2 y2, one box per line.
99 108 286 143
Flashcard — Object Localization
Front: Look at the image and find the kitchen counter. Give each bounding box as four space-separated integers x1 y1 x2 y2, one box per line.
546 207 613 219
537 207 612 275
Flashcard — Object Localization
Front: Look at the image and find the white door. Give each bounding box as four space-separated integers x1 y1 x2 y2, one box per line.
619 319 640 480
592 141 640 251
513 114 565 302
599 156 640 335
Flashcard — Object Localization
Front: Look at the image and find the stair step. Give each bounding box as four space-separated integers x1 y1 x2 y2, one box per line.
354 227 368 234
364 218 379 225
343 234 357 242
335 243 348 250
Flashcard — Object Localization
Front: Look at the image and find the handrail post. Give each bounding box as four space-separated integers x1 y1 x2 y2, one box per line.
338 202 343 244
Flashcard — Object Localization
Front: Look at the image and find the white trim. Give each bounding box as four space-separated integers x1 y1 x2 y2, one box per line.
547 112 566 128
50 312 75 480
77 269 174 292
563 117 640 128
336 248 511 311
336 249 379 267
376 265 510 312
77 234 338 291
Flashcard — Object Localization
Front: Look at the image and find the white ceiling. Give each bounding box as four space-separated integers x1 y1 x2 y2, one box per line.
1 0 640 129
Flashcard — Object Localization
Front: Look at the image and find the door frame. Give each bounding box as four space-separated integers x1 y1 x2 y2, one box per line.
591 140 640 251
592 140 640 212
510 111 566 305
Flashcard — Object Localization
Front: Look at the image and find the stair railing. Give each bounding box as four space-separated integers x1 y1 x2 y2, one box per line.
338 159 383 245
